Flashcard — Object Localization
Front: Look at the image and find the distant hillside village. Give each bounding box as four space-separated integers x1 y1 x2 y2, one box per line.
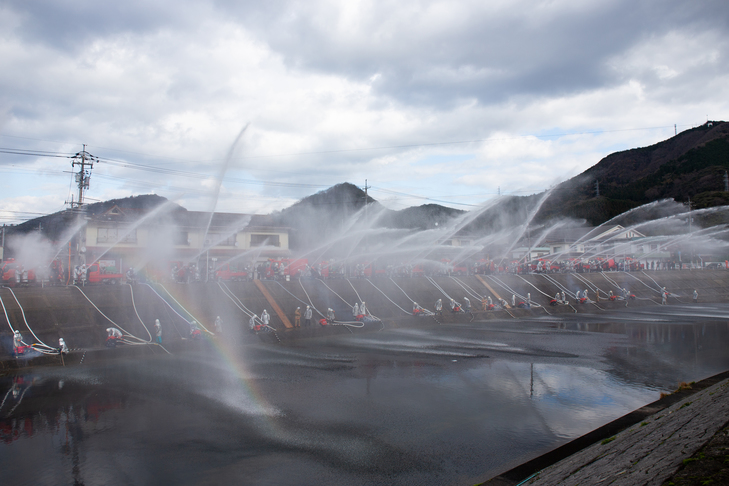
0 187 724 286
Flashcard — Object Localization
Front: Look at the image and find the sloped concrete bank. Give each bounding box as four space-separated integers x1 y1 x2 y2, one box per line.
482 370 729 486
0 270 726 364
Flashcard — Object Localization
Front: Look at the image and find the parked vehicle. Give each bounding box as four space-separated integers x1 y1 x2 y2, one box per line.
215 262 251 281
86 263 124 284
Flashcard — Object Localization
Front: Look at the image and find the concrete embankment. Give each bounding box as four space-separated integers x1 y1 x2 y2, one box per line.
483 371 729 486
0 270 726 368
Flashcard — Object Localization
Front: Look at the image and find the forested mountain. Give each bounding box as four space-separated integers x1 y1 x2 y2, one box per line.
535 121 729 225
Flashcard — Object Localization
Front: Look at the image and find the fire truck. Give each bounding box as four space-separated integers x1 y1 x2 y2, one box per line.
85 262 124 284
0 259 37 286
215 262 251 281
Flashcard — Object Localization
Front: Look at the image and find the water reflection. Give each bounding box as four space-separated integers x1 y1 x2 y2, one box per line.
1 311 728 485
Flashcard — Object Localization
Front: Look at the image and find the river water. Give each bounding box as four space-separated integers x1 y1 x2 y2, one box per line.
2 304 729 485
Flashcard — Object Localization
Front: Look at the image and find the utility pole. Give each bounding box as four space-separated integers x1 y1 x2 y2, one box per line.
70 145 96 209
363 179 370 253
66 145 98 278
687 196 693 234
687 196 694 268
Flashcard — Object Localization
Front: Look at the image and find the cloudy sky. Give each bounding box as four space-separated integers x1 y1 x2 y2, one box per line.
0 0 727 224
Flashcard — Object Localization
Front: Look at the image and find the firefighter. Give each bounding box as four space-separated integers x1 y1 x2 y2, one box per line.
353 302 359 318
304 306 312 327
261 310 270 328
693 290 698 303
435 298 443 316
561 291 566 302
13 330 23 355
463 297 471 313
662 289 668 305
154 319 162 344
326 308 335 323
126 267 136 284
512 294 516 307
106 327 123 347
413 302 422 315
58 338 69 354
249 314 258 331
294 307 301 328
190 321 202 339
214 316 223 334
360 301 366 316
481 296 488 311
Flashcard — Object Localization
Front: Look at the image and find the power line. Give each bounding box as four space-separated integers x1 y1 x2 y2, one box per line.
371 186 537 207
0 147 74 158
1 122 696 164
95 157 329 189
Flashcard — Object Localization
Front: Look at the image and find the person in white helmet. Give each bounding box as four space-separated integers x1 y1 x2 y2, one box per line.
326 308 335 323
360 301 366 316
304 306 313 327
353 302 360 318
463 297 471 313
214 316 223 334
261 310 270 328
249 314 258 331
58 338 69 354
13 330 24 355
154 319 162 344
190 321 202 339
106 327 123 347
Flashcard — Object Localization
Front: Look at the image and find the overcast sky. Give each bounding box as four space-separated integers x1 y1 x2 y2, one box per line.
1 0 727 224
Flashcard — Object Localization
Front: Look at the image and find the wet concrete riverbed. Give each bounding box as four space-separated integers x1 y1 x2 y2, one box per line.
2 305 729 485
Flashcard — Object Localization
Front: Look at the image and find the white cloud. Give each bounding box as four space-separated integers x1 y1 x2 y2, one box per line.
0 1 728 222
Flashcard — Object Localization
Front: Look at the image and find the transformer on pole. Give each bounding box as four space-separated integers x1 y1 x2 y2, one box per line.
70 144 97 209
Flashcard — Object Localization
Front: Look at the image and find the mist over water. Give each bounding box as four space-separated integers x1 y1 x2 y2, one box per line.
2 306 729 486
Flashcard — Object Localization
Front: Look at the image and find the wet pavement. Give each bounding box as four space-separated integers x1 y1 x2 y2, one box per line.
1 305 729 485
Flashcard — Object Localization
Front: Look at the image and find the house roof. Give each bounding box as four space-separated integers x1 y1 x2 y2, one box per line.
583 225 645 241
544 225 645 244
89 208 286 232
